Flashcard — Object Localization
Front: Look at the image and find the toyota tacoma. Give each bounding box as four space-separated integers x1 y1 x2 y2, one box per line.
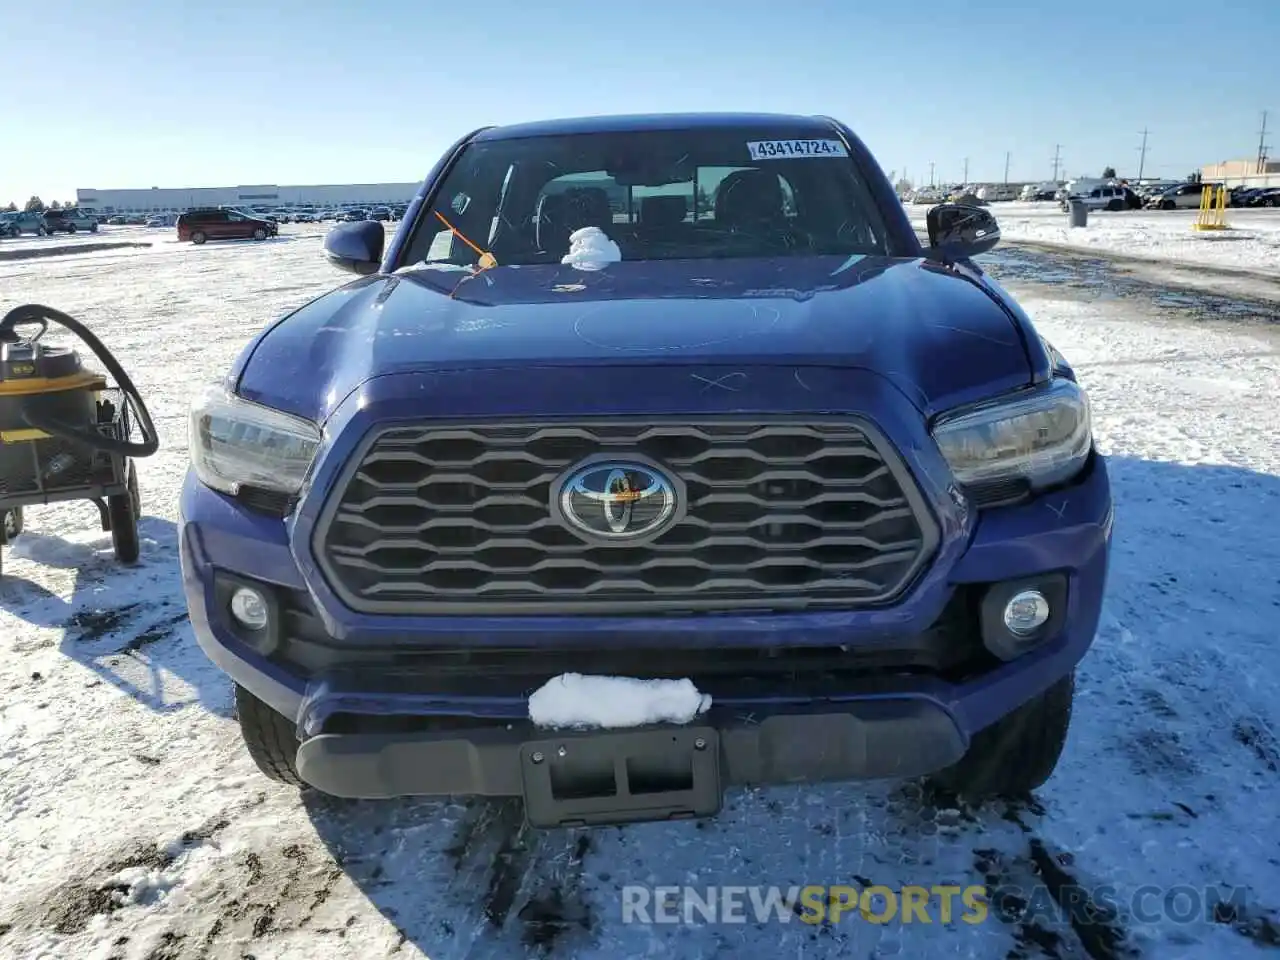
181 112 1112 827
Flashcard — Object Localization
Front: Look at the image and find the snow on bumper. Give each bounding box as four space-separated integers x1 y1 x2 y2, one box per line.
528 673 713 729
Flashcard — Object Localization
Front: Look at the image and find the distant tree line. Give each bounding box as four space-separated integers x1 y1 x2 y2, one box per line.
3 197 77 213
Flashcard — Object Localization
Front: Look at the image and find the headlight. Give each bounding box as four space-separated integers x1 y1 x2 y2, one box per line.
932 379 1092 490
189 385 321 496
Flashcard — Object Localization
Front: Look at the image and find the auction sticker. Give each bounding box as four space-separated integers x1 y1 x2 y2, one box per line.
747 139 849 160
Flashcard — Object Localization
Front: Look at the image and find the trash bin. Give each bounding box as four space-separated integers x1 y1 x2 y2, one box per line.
1068 200 1088 228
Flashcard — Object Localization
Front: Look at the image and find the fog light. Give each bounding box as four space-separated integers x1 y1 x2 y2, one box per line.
1003 590 1050 636
229 586 269 630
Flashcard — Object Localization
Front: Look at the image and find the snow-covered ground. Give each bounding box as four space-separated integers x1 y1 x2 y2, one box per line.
0 222 337 257
0 224 167 252
1 238 1278 960
909 201 1280 276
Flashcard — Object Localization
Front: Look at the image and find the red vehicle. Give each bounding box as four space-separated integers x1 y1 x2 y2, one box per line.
176 208 278 244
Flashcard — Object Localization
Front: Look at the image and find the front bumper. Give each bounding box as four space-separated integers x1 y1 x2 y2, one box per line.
295 702 967 826
181 436 1112 811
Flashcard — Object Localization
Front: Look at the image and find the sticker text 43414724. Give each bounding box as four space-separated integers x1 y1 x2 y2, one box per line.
746 139 850 161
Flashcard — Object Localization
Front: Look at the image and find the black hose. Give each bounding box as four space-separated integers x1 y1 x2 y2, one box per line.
0 303 160 458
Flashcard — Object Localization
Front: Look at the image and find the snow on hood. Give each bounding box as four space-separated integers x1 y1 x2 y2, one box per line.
561 227 622 271
528 673 712 729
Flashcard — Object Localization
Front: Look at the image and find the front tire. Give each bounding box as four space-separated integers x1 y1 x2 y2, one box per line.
235 685 303 785
253 227 267 241
929 673 1074 799
191 230 207 244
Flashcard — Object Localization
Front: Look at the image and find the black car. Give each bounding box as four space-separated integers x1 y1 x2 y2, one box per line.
1247 187 1280 207
42 208 100 233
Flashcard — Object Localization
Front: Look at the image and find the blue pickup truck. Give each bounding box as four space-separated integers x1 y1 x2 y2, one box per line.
181 112 1112 827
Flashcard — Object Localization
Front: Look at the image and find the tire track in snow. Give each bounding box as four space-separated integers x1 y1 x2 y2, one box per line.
396 798 595 956
0 804 247 948
1 793 364 959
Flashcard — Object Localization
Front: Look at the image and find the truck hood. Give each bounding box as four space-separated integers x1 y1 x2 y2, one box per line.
236 254 1031 422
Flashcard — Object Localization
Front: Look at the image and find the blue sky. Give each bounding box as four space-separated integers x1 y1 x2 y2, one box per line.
2 0 1277 205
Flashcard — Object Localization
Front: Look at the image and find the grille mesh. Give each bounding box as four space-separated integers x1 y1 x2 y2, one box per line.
315 419 934 614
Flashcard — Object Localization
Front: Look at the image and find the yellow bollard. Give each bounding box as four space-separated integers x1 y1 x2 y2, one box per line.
1193 185 1230 231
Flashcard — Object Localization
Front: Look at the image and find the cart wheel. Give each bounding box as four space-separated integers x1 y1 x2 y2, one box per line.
109 464 141 564
128 461 141 518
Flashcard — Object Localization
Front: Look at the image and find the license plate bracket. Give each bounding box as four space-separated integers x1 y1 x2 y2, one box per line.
519 727 721 828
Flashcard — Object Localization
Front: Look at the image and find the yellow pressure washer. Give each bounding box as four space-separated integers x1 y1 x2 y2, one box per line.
0 304 159 577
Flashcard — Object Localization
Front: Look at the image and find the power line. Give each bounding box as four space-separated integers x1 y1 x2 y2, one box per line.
1136 129 1150 181
1051 145 1062 182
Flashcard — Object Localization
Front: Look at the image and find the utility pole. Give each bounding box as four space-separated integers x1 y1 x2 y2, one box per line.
1136 128 1150 182
962 157 969 184
1258 111 1270 174
1051 144 1062 182
1003 152 1011 184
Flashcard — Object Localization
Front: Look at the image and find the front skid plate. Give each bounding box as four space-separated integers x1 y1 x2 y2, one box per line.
519 726 721 828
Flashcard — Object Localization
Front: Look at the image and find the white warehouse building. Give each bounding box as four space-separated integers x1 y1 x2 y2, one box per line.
75 182 422 216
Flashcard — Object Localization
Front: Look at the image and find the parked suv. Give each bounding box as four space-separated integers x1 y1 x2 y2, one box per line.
182 112 1112 828
0 211 50 237
42 208 99 233
1146 182 1220 210
1061 183 1128 212
176 208 278 244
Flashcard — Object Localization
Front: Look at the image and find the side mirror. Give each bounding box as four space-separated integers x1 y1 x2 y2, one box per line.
323 221 384 275
924 202 1000 262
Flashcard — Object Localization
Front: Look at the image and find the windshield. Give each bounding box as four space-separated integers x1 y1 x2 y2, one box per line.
401 127 894 267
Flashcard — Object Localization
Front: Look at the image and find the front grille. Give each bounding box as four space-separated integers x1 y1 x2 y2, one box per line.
315 418 937 615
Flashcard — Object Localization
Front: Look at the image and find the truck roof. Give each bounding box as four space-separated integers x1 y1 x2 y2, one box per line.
473 112 839 142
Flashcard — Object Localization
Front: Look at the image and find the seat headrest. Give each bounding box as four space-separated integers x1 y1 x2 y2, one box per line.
536 186 613 250
639 195 688 228
714 168 785 226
